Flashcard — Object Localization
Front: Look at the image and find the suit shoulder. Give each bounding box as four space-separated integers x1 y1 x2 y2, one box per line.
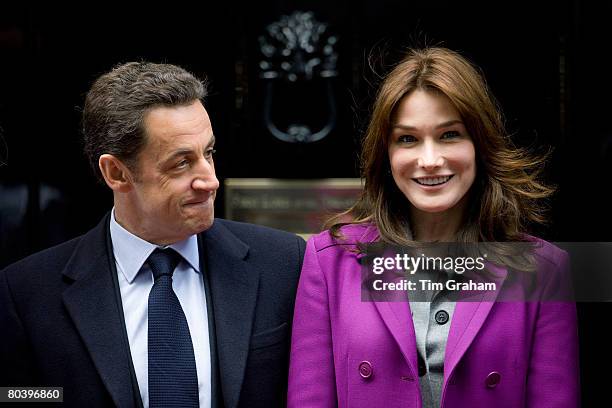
214 218 304 246
310 223 378 253
1 235 82 279
523 235 568 267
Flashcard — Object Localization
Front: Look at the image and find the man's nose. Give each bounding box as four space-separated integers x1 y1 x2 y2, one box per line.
191 158 220 191
416 141 444 169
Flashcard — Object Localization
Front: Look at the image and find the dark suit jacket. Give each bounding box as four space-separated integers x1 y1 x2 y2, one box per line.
0 214 305 408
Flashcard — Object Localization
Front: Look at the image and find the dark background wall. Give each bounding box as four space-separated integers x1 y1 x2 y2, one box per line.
1 1 610 405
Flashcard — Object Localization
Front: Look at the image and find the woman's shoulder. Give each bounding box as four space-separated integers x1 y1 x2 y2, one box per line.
519 235 574 301
308 223 379 253
522 234 569 268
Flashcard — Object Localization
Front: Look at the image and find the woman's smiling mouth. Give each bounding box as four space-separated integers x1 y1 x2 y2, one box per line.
412 175 454 186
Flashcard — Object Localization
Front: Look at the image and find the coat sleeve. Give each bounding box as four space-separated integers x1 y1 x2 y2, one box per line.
525 250 580 407
0 267 38 386
288 237 337 407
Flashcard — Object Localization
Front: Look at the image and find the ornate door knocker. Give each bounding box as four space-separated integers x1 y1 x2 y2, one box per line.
258 11 339 143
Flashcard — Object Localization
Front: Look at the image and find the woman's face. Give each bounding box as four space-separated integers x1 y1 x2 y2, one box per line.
388 89 476 215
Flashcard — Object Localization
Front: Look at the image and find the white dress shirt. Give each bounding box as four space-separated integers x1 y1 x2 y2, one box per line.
110 209 211 408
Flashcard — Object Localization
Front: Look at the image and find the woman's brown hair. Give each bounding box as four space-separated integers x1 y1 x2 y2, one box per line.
328 47 553 248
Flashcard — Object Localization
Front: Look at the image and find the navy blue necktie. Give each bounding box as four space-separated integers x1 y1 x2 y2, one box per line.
147 248 199 408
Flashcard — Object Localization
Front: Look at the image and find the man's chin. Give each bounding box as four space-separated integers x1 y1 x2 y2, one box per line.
188 215 215 234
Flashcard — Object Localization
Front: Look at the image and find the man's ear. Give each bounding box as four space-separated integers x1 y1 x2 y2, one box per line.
98 154 135 192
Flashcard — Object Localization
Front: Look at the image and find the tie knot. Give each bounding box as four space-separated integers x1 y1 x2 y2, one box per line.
147 248 182 280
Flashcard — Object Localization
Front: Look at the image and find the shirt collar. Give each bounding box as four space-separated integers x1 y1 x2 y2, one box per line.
109 208 200 284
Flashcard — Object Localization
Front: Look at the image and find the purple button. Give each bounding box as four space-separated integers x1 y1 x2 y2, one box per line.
485 371 501 388
359 361 373 379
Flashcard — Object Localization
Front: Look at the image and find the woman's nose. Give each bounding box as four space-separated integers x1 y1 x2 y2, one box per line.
416 141 444 169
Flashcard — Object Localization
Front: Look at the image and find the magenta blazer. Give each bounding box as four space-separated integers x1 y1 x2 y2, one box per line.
288 224 579 407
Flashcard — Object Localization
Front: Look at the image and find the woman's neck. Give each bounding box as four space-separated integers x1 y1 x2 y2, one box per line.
410 201 467 242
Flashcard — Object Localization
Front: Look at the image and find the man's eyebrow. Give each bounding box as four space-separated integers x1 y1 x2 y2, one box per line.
162 149 192 164
162 135 216 163
391 120 464 131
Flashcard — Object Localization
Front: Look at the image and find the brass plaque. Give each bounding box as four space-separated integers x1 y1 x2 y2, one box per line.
224 178 362 238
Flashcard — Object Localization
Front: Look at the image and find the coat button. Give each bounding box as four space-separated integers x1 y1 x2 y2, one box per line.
485 371 501 388
358 361 373 379
434 310 449 325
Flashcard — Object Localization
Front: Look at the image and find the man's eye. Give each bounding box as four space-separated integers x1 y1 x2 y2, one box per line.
441 131 460 140
176 160 189 168
205 148 216 159
398 135 417 143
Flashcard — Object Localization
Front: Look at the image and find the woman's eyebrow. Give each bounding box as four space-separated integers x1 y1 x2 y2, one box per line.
391 119 463 131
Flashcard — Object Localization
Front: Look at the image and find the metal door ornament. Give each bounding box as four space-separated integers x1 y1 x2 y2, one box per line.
258 11 338 143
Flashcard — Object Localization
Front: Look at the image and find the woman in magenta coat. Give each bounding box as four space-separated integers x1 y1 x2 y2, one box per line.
288 47 579 407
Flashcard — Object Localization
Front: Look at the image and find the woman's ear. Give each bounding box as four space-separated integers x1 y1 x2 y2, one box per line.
98 154 135 193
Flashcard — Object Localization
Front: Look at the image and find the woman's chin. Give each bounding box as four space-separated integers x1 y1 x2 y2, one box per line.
412 203 452 214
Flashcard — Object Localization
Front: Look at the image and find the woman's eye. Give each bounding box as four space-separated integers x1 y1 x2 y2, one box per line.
441 131 460 140
398 135 417 143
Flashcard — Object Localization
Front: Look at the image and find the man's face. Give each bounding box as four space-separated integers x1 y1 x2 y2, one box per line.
125 100 219 244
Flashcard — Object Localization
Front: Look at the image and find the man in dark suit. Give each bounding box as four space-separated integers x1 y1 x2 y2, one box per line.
0 62 305 408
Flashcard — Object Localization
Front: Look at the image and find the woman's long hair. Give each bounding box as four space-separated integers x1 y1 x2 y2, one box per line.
328 47 553 267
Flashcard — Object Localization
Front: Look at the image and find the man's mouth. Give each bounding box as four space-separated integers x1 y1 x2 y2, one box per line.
413 175 454 186
184 194 214 206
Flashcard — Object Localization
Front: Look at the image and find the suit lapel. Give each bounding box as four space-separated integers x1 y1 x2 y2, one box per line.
372 299 419 380
61 215 136 408
201 220 258 408
362 226 419 380
361 225 509 388
443 263 508 383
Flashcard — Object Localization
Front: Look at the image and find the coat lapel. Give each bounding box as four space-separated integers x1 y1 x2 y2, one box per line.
360 225 510 390
201 220 259 408
372 300 419 380
443 262 508 383
362 225 419 380
61 215 136 408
